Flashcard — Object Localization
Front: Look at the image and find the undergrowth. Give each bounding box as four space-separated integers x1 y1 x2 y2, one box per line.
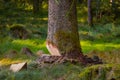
0 63 84 80
0 4 120 80
1 63 120 80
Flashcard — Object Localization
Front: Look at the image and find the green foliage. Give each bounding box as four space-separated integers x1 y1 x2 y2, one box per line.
0 69 12 80
0 39 48 56
87 49 120 64
0 63 83 80
79 64 120 80
1 1 120 80
1 63 120 80
79 23 120 41
78 23 120 53
1 23 120 56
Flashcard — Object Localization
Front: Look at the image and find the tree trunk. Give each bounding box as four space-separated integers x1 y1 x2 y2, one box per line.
110 0 114 6
96 0 101 20
88 0 93 26
110 0 117 20
33 0 40 14
46 0 85 62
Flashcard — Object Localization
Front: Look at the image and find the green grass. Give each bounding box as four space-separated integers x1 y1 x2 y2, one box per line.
1 63 120 80
0 2 120 55
79 64 120 80
0 63 84 80
1 4 120 80
0 39 48 55
1 38 120 55
81 40 120 53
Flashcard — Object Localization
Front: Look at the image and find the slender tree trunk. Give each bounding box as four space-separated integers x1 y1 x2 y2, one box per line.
110 0 117 20
39 0 43 16
110 0 114 7
46 0 85 62
110 0 115 13
88 0 93 26
33 0 40 14
96 0 101 20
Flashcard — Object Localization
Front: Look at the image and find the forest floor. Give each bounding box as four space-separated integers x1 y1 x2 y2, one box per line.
0 9 120 80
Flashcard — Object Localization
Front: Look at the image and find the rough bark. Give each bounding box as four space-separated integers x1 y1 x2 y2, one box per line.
46 0 85 62
88 0 93 26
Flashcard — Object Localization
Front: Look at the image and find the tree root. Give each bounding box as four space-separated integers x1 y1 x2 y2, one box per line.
36 54 103 68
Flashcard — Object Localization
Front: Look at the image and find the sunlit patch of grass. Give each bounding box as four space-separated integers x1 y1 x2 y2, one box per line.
13 39 120 55
42 1 48 9
0 49 36 66
12 39 49 53
0 39 48 53
0 38 49 59
0 58 27 66
81 40 120 53
78 19 86 23
1 38 120 56
41 17 48 21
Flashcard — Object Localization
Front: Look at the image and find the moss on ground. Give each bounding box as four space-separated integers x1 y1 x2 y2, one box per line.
1 62 120 80
79 64 120 80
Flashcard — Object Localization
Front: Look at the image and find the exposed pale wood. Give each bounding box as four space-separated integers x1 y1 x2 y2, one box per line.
10 62 27 72
46 42 61 56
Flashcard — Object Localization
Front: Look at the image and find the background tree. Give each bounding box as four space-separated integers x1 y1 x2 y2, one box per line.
87 0 93 26
96 0 101 20
46 0 85 62
33 0 40 14
33 0 43 14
